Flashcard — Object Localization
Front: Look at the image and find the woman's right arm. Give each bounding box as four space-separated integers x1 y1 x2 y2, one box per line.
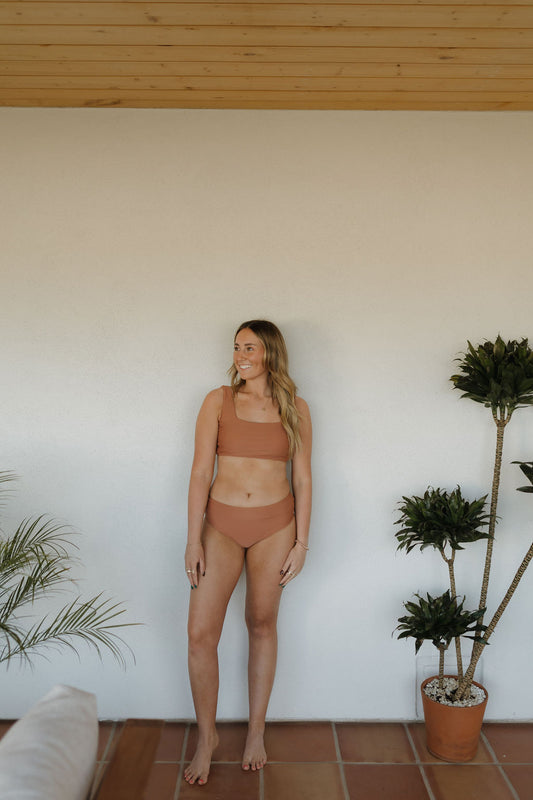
185 388 222 587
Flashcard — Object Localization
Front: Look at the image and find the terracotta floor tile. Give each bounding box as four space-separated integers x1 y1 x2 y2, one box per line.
408 722 494 764
264 763 344 800
96 719 164 800
484 723 533 763
97 722 116 760
179 763 260 800
337 723 415 763
503 765 533 799
4 716 533 799
155 722 187 762
425 765 516 800
264 721 337 762
143 763 180 799
185 722 248 762
344 764 430 800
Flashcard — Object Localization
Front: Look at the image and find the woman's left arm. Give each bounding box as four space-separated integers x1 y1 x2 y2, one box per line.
280 397 312 586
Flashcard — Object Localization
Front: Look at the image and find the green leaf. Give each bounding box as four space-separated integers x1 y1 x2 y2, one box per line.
395 486 490 554
512 461 533 493
450 337 533 415
395 591 486 655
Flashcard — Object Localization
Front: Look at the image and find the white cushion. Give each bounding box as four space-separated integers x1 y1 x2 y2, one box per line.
0 684 98 800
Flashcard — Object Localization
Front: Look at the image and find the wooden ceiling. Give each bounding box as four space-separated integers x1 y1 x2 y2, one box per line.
1 1 533 110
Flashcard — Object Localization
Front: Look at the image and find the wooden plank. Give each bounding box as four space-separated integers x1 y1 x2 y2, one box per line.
1 87 532 100
3 60 533 78
1 98 530 110
3 74 533 90
1 0 530 5
3 3 533 28
1 0 529 5
1 88 532 109
95 720 164 800
1 1 531 111
2 44 533 65
3 26 533 47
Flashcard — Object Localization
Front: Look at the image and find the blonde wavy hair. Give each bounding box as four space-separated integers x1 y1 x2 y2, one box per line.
228 319 301 457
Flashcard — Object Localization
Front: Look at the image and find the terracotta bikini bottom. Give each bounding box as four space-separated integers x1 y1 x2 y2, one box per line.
205 493 295 548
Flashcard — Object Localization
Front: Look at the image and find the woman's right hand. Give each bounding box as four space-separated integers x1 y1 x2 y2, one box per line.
185 542 205 589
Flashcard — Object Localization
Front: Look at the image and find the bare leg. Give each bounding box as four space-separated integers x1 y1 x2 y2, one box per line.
242 519 296 771
185 522 244 785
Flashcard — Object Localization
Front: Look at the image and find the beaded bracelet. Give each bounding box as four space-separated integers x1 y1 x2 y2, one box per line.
294 539 309 551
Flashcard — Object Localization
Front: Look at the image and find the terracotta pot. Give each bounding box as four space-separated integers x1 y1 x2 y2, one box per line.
421 675 488 762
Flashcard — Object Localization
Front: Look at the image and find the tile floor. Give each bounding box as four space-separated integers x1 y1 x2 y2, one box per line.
100 720 533 800
2 719 533 799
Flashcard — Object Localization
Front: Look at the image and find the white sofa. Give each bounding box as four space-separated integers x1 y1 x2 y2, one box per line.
0 684 98 800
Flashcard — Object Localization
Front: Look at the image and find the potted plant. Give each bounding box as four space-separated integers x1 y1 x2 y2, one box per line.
395 336 533 762
0 471 134 667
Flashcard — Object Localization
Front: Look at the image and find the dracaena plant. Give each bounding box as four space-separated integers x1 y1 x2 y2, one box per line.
395 487 490 681
396 337 533 703
450 337 533 698
0 471 135 667
396 591 486 689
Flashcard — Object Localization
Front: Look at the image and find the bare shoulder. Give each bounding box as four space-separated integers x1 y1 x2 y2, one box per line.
204 386 225 405
199 386 225 418
295 396 311 417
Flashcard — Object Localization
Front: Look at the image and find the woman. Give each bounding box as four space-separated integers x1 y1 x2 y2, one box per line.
184 319 312 786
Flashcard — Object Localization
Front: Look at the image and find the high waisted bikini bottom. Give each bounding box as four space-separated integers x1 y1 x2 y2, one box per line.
205 493 294 548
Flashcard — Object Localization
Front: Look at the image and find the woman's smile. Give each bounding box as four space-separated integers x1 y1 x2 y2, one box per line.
233 328 266 378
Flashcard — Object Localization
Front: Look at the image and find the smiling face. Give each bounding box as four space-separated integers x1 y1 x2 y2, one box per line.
233 328 267 382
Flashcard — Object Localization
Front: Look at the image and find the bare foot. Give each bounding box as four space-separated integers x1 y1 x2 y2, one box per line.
242 729 267 771
184 731 219 786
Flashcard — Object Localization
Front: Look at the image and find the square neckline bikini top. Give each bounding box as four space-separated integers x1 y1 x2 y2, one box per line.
216 385 290 462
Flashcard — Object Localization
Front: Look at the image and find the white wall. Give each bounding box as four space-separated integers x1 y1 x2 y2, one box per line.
1 108 533 721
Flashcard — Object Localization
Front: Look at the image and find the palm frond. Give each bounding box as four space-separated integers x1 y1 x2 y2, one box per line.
0 471 18 510
0 594 135 669
0 515 74 567
0 473 137 668
0 554 71 622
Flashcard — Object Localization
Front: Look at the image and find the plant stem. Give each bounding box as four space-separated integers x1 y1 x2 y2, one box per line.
479 414 508 615
459 412 509 698
442 547 464 681
439 646 446 688
484 540 533 640
458 539 533 698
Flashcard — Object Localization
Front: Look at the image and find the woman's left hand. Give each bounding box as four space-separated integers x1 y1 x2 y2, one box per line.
279 543 307 587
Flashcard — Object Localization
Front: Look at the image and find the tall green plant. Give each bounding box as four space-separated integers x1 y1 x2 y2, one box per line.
450 337 533 697
0 472 134 667
396 487 489 679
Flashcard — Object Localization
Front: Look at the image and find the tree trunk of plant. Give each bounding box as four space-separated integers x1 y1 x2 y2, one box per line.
457 538 533 699
444 551 464 681
459 413 509 697
478 415 508 618
439 646 446 688
484 540 533 640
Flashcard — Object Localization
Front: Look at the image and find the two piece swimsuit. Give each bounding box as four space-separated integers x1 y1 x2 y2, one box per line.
205 385 295 548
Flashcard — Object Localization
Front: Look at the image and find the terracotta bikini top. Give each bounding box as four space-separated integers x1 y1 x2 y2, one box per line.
216 386 290 462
